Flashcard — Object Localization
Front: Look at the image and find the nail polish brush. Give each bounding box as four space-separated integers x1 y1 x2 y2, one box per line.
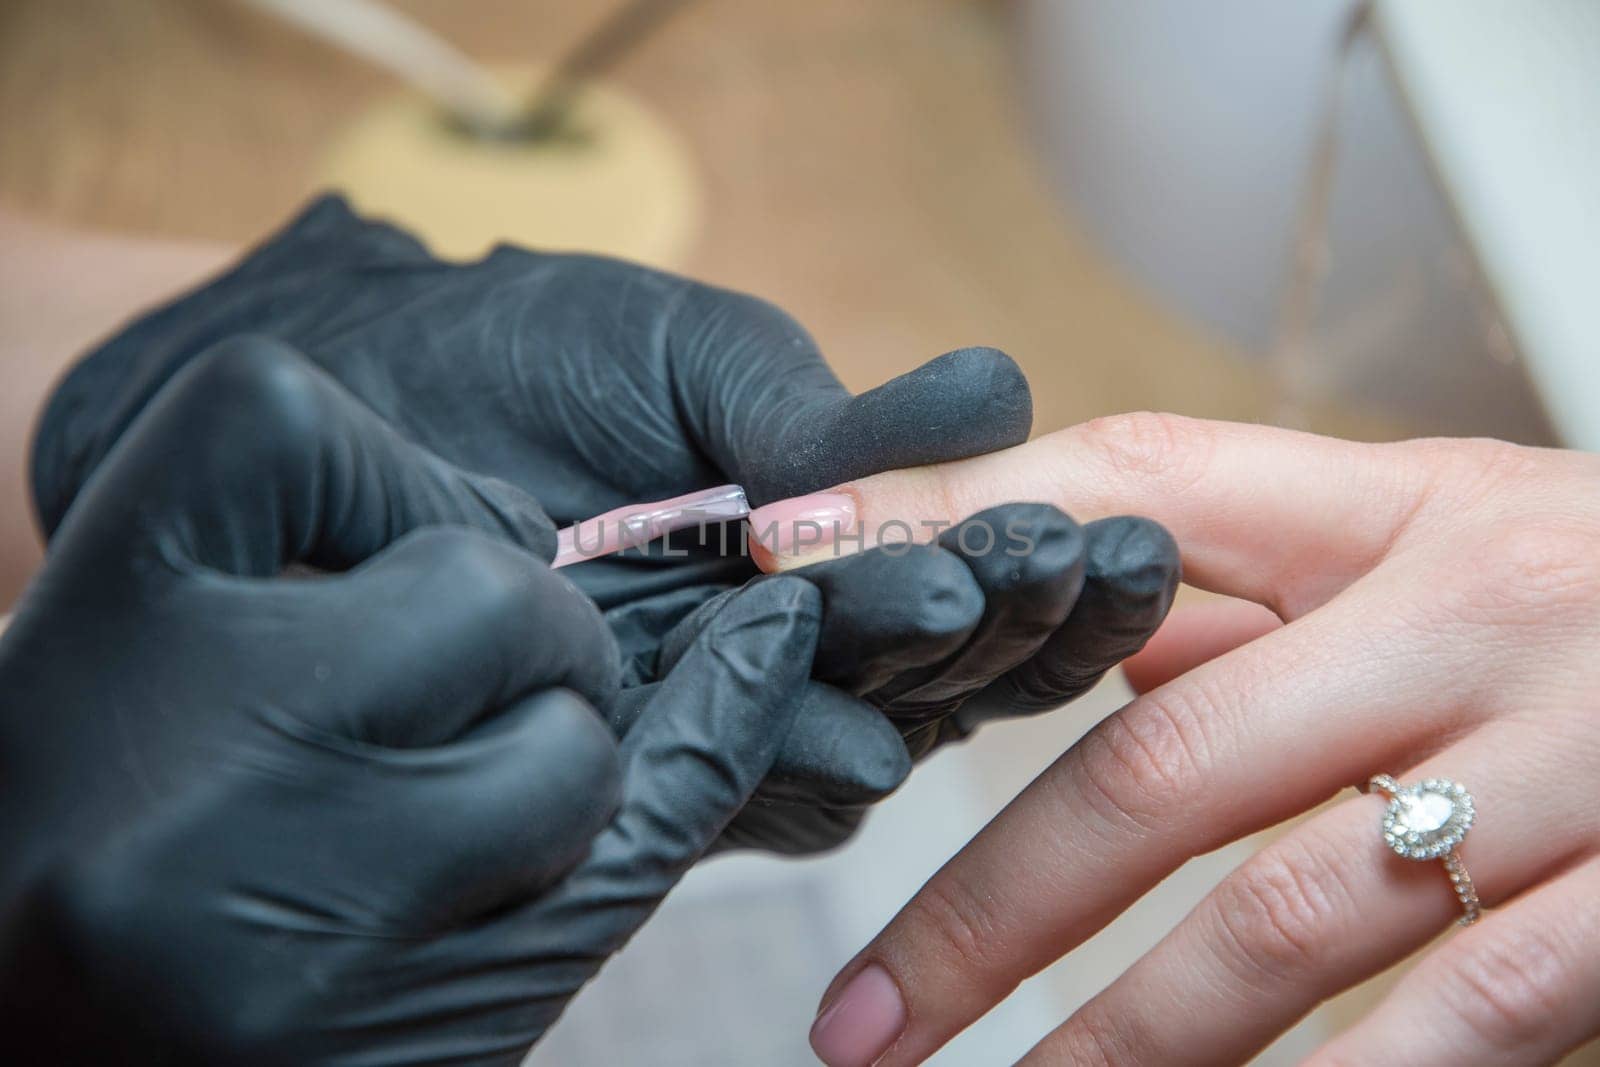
551 484 750 568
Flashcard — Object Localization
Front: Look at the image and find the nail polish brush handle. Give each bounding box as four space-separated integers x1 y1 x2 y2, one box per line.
551 484 749 568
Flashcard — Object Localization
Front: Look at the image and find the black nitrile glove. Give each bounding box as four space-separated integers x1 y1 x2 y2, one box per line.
0 337 823 1064
30 197 1033 601
29 197 1177 855
651 505 1180 852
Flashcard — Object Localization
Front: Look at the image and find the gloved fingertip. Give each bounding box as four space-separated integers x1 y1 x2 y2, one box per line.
940 502 1087 593
749 347 1034 506
767 685 912 804
846 740 912 799
1085 516 1182 605
711 574 823 640
801 544 984 690
836 347 1033 471
666 578 822 721
901 547 986 641
913 346 1033 443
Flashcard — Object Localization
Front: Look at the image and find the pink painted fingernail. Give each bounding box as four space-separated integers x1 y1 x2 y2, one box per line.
809 964 906 1067
747 492 857 568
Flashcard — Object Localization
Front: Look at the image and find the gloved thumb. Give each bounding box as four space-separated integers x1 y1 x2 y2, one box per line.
668 285 1032 504
566 575 820 909
441 577 821 1031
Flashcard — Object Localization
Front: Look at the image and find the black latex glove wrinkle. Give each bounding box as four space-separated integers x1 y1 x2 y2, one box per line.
1 339 822 1065
30 196 1179 856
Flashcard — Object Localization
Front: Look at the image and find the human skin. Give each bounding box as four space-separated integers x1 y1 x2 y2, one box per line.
782 413 1600 1066
0 205 232 607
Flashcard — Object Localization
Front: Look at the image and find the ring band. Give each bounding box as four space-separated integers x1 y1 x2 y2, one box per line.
1368 775 1482 926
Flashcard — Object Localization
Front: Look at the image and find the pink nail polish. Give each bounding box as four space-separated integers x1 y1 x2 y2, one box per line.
809 964 906 1067
746 492 857 565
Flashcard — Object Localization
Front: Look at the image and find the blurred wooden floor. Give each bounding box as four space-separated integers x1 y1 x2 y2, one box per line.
0 0 1311 439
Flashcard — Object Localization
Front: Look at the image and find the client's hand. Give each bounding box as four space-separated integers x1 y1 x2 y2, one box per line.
28 197 1178 856
0 338 820 1065
803 415 1600 1066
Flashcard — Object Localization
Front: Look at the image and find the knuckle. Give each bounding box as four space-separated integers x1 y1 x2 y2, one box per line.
424 531 537 622
535 690 620 772
1401 438 1559 536
182 336 325 463
1437 931 1570 1052
1073 686 1214 835
926 463 981 541
1211 841 1345 985
190 335 318 417
1467 523 1600 608
1436 437 1544 488
1052 1002 1145 1067
897 873 1011 987
1079 412 1215 497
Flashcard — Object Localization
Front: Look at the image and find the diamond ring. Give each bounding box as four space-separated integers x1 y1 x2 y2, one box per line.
1368 775 1482 926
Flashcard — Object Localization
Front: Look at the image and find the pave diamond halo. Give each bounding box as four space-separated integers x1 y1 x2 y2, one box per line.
1378 778 1476 861
1369 774 1482 925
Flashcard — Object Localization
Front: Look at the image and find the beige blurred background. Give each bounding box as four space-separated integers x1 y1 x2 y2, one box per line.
1 1 1588 1063
1 0 1348 433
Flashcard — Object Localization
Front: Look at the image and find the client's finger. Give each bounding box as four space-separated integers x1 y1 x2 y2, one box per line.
755 414 1437 617
1122 597 1281 695
809 586 1491 1067
1029 725 1593 1065
1310 857 1600 1067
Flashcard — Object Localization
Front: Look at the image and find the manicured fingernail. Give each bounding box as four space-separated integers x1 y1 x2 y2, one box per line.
809 964 906 1067
747 492 858 571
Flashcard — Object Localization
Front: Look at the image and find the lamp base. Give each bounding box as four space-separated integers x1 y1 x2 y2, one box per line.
318 68 700 266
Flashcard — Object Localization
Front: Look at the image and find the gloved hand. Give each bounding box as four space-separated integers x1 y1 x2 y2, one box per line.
0 337 822 1064
647 505 1179 852
28 197 1177 855
30 197 1033 604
